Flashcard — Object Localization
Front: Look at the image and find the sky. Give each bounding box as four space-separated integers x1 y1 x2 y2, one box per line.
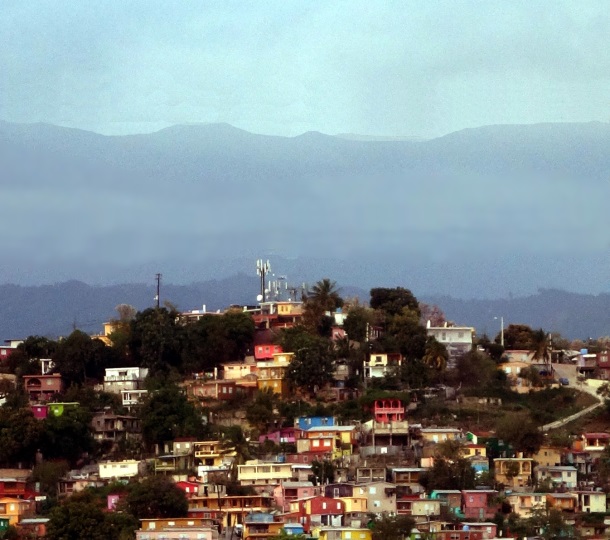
1 0 609 139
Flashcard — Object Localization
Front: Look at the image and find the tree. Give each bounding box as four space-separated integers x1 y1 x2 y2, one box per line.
47 499 110 540
500 324 535 350
52 330 111 385
286 341 335 396
302 279 344 335
40 406 95 466
138 382 207 450
370 287 419 318
422 337 449 371
31 460 70 499
343 305 373 343
370 513 415 540
452 350 499 389
495 411 543 456
0 407 43 467
125 475 188 520
129 308 184 375
246 390 279 434
311 459 335 485
504 460 521 487
419 303 447 327
419 455 476 491
530 329 551 369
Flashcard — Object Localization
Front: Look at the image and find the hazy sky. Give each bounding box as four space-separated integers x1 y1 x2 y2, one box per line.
1 0 609 138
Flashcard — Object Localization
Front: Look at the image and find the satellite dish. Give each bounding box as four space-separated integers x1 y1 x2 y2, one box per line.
257 294 263 302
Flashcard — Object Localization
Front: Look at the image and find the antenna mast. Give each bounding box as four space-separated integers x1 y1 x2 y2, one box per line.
256 260 270 302
155 273 162 308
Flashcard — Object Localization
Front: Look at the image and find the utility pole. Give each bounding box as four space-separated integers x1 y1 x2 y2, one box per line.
256 260 270 302
155 273 162 308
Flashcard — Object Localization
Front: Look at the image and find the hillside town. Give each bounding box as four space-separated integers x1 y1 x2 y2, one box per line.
1 275 610 540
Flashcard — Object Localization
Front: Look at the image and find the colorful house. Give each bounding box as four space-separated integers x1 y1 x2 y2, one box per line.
461 490 499 521
290 496 345 533
256 352 294 396
493 457 533 488
0 497 35 526
23 374 63 403
314 526 373 540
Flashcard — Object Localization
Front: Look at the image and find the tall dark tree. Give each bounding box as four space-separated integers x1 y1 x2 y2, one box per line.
129 308 184 374
530 328 551 369
500 324 535 350
40 406 95 466
47 499 110 540
286 341 335 396
343 305 373 343
138 382 207 449
52 330 112 385
370 287 419 318
0 407 43 467
371 513 416 540
125 475 188 520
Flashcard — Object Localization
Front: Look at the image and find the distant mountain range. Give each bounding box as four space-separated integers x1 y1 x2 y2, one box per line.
1 277 608 341
1 120 609 300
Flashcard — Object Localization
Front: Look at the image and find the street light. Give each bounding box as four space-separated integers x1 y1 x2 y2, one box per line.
494 316 504 347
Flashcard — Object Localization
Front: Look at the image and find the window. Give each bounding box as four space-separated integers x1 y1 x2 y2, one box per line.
369 487 376 494
322 502 327 509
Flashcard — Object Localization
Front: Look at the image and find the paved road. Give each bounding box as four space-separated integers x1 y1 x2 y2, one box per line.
541 363 604 431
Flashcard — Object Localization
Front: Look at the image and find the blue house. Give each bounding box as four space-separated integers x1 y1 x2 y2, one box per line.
295 416 336 430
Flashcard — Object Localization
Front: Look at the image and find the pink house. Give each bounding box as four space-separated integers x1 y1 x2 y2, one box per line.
462 490 499 520
274 481 317 511
373 399 405 422
23 374 63 403
30 405 49 420
259 427 301 445
254 344 283 361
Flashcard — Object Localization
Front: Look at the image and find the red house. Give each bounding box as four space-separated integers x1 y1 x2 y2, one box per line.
254 344 283 361
461 490 499 520
290 496 344 533
23 374 63 403
373 399 405 422
176 481 201 498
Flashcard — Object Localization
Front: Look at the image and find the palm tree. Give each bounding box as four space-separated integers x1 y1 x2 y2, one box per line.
530 329 551 372
305 278 343 312
423 337 449 371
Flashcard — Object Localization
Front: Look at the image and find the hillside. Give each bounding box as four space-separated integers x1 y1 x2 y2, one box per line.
1 121 609 297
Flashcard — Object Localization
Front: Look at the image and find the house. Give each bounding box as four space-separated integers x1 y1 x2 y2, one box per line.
0 478 27 499
243 512 284 538
256 352 294 396
354 481 397 515
237 460 295 489
573 491 606 513
274 481 317 511
532 446 564 468
364 353 403 379
429 490 462 517
420 427 462 443
17 517 49 538
338 496 369 527
493 457 533 488
391 468 427 494
193 440 236 472
0 497 35 526
426 323 474 361
103 367 148 394
581 433 610 453
461 490 499 520
546 493 577 512
535 465 578 489
289 496 344 533
259 427 301 445
252 301 304 330
295 416 337 430
0 340 19 364
220 359 257 380
23 374 63 403
91 411 140 443
506 493 547 518
461 444 487 459
355 466 386 484
99 460 141 480
136 518 218 540
188 380 238 401
120 389 148 409
314 526 373 540
188 494 274 529
396 497 441 517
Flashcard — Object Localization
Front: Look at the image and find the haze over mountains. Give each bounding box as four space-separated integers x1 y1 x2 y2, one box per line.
1 119 609 303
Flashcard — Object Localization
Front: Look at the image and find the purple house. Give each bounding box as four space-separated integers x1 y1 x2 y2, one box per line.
259 427 301 445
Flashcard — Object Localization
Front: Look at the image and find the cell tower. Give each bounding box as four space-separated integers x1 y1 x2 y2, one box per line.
256 259 270 303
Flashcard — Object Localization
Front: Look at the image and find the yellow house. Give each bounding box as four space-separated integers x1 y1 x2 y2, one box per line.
420 428 462 443
339 497 368 514
237 460 295 488
506 493 547 518
256 352 294 396
91 321 122 345
0 497 34 526
315 526 373 540
193 440 236 469
461 444 487 458
494 458 533 487
533 446 563 468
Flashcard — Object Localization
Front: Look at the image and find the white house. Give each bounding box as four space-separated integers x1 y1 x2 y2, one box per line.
535 465 578 489
426 323 474 361
364 353 403 379
99 460 141 480
103 367 149 394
